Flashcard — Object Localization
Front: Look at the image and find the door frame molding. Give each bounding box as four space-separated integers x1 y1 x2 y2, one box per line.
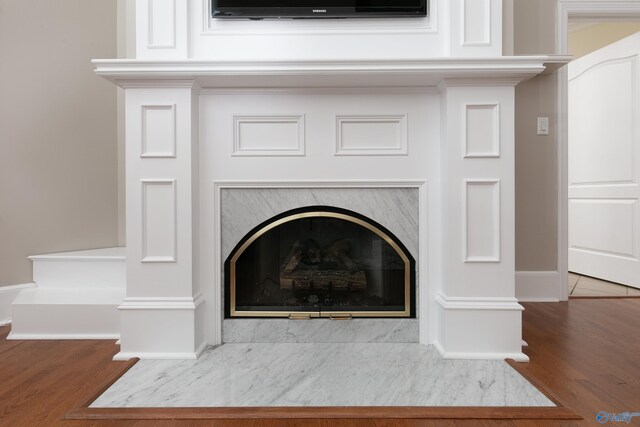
556 0 640 301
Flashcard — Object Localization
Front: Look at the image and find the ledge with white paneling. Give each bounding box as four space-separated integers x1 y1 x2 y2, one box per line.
93 56 570 88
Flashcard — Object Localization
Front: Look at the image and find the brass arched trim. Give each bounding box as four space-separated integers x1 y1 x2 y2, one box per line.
229 210 412 318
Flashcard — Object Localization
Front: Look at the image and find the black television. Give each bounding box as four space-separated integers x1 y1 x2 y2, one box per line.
212 0 427 19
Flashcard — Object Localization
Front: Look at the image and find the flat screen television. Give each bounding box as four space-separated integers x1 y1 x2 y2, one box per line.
212 0 428 19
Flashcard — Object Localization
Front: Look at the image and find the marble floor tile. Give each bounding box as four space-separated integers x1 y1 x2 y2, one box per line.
223 319 419 343
91 344 554 408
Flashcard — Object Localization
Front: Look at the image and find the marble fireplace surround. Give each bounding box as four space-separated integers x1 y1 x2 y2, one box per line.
220 187 420 343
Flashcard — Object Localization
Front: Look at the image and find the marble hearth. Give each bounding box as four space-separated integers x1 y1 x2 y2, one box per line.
90 0 567 361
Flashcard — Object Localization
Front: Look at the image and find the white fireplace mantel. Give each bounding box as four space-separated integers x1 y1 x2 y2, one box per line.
98 0 570 362
94 56 569 88
102 55 571 361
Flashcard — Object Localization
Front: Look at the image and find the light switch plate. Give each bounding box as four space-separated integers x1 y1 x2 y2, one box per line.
537 117 549 135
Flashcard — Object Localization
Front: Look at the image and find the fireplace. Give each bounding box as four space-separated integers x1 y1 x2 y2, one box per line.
93 0 558 361
225 206 415 318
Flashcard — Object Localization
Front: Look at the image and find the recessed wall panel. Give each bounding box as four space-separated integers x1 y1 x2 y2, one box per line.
462 0 491 46
142 180 177 262
465 180 500 262
335 115 408 156
148 0 176 48
233 115 305 156
464 104 499 158
569 199 636 258
142 105 176 158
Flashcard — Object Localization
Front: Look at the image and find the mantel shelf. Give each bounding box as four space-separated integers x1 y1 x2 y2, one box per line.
93 55 571 88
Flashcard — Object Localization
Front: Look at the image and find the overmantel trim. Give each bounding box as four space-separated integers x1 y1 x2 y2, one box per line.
93 56 570 88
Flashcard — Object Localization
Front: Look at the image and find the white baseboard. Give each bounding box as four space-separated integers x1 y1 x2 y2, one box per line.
435 293 526 360
113 342 208 361
433 342 530 362
0 283 37 325
6 333 119 340
515 271 561 302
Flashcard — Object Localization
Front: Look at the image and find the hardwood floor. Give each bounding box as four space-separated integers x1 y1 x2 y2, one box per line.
1 298 639 426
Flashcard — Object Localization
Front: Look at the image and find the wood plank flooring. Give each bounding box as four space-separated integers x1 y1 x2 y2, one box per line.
1 298 640 426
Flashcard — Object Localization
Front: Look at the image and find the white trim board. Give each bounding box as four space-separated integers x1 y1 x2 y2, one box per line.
7 333 120 340
113 342 208 361
556 0 640 302
515 271 561 302
0 283 37 326
433 342 529 362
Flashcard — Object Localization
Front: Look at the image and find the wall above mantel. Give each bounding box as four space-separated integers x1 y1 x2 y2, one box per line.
93 56 570 88
138 0 504 61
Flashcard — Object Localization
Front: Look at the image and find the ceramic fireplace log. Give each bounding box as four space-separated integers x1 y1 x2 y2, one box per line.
279 238 367 291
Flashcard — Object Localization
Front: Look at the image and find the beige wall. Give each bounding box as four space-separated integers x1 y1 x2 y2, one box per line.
3 1 630 284
512 2 640 272
569 22 640 59
513 0 559 271
0 0 119 286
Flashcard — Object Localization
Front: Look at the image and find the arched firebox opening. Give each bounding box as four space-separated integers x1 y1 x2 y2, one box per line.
224 206 416 318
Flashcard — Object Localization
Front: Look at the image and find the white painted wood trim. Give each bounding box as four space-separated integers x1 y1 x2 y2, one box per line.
555 0 640 302
461 0 491 47
147 0 177 49
335 114 408 156
136 0 188 59
463 103 501 158
0 283 37 326
199 0 438 36
6 332 120 340
92 57 563 87
463 179 501 263
232 114 306 157
434 294 527 361
515 271 561 302
433 342 530 362
419 181 430 345
114 342 207 361
141 179 178 263
28 248 126 261
141 104 177 158
435 293 523 311
119 293 204 310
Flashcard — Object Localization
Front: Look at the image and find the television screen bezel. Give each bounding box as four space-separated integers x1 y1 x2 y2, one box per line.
211 1 428 19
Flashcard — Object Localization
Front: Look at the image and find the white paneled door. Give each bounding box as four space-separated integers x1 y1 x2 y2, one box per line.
568 32 640 289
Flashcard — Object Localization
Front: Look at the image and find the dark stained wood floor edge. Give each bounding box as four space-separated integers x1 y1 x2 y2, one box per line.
65 356 140 418
505 359 575 411
64 353 581 421
569 295 640 299
65 406 582 421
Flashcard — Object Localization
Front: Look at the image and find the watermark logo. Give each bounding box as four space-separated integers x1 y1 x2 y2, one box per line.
596 411 640 424
596 412 610 424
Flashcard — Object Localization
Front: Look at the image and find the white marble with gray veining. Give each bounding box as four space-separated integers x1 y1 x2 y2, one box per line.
91 344 555 408
220 188 421 322
221 188 419 261
223 319 418 343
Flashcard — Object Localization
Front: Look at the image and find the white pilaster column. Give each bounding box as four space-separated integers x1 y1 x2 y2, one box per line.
436 81 526 361
116 81 204 360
